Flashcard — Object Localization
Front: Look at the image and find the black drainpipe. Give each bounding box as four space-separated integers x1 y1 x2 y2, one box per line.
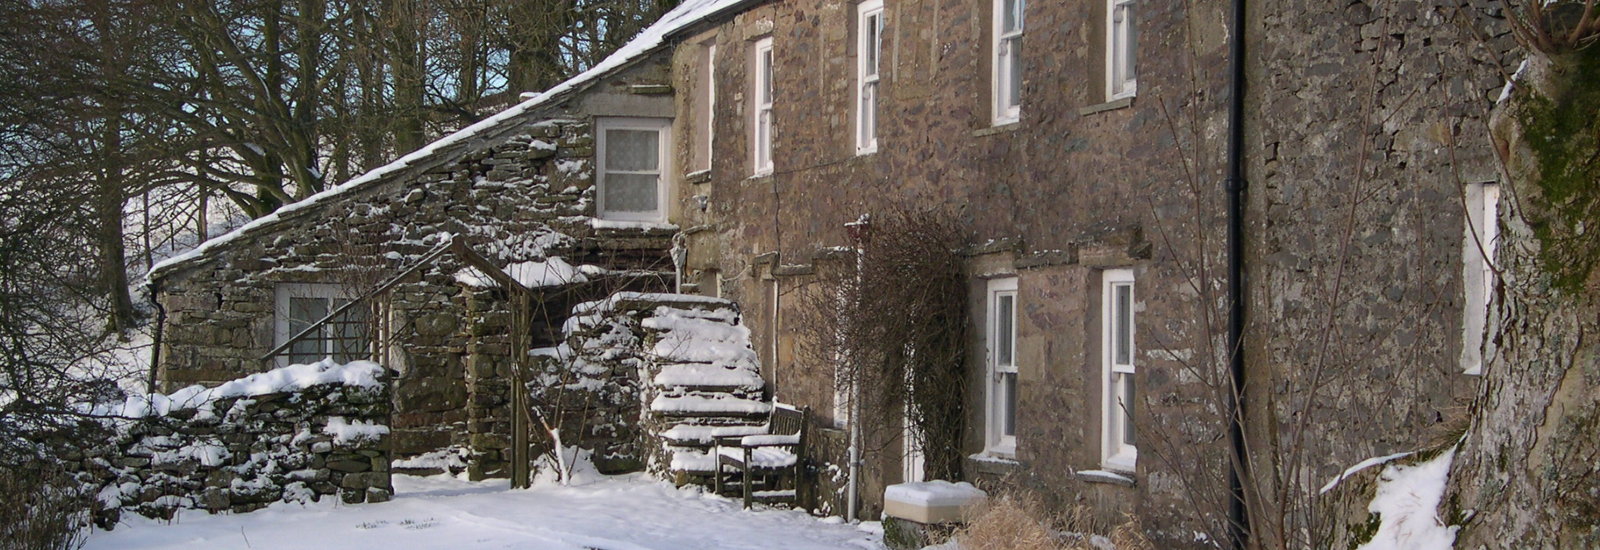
1225 0 1251 548
147 278 166 394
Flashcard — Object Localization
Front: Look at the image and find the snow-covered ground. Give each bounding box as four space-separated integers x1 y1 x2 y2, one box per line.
84 473 884 550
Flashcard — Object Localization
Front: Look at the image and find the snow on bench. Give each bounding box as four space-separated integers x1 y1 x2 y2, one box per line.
660 424 769 445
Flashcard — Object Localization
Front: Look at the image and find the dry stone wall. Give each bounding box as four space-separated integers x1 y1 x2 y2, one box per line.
71 361 391 527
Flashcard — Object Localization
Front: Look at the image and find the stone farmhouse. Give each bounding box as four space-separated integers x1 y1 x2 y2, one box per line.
149 0 1516 546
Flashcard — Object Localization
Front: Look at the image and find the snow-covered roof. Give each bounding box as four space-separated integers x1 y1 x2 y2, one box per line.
148 0 756 281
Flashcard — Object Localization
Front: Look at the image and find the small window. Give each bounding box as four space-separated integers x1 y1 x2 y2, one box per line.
856 0 883 154
274 283 369 367
597 117 671 222
752 37 775 175
992 0 1024 124
694 41 717 173
1106 0 1138 100
1462 182 1500 375
985 277 1019 455
1101 269 1136 472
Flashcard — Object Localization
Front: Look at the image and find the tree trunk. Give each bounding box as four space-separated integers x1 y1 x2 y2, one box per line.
384 0 426 153
89 1 138 335
1447 47 1600 548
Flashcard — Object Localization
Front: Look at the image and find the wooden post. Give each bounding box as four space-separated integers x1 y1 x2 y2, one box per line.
509 290 532 489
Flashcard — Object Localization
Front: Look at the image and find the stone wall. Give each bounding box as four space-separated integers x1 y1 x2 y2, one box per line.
72 361 391 527
153 51 679 464
1246 0 1514 502
154 119 596 460
531 295 650 474
666 0 1509 543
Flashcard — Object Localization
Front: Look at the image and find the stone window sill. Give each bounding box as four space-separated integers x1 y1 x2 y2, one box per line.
967 453 1021 475
1078 96 1134 116
684 169 712 185
1075 469 1136 487
971 122 1020 138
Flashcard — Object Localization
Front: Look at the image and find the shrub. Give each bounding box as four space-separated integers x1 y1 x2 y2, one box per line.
0 462 90 550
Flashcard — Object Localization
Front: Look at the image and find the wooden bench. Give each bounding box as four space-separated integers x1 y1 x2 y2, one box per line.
713 404 807 508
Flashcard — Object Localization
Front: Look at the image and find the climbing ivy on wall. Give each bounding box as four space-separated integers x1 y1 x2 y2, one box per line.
795 208 971 481
1512 29 1600 292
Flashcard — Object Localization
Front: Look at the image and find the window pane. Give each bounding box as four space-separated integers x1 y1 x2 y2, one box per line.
288 297 327 364
1006 40 1022 109
1125 5 1138 81
865 14 880 74
1120 373 1136 446
289 296 327 326
604 173 660 213
861 82 876 144
761 50 774 103
757 110 772 167
332 301 368 363
605 129 659 171
1114 284 1132 365
1003 0 1023 33
997 294 1014 366
1002 372 1017 437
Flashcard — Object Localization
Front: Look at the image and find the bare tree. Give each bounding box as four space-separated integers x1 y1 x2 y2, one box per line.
1447 1 1600 546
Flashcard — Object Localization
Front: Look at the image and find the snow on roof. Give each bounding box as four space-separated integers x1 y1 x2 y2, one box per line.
149 0 752 280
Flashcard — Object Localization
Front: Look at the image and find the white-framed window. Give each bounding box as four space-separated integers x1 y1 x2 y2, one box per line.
856 0 883 154
274 283 368 367
1462 182 1500 375
1106 0 1138 100
694 41 717 172
1101 269 1137 472
597 117 671 222
752 37 775 175
991 0 1024 124
985 277 1019 456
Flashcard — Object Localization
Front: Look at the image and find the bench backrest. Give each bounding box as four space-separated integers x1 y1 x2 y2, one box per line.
771 404 807 441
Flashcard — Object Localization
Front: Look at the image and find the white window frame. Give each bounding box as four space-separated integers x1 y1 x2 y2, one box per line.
856 0 883 154
984 277 1019 456
1462 182 1500 375
752 37 775 175
1101 269 1137 472
596 117 672 222
991 0 1024 125
273 283 368 367
1106 0 1138 100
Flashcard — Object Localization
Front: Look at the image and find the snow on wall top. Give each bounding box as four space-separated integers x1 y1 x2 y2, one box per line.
884 480 988 508
93 359 386 419
454 256 591 289
148 0 748 280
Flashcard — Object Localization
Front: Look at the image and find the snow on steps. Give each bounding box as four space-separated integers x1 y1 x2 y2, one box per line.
653 363 763 392
650 394 770 417
588 293 779 479
559 292 773 478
